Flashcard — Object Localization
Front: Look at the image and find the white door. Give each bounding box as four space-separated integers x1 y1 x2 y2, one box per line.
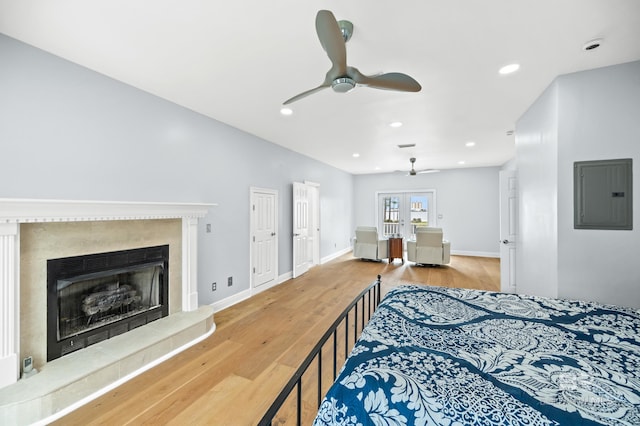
305 182 321 266
499 170 517 293
377 191 436 240
292 182 310 278
251 188 278 288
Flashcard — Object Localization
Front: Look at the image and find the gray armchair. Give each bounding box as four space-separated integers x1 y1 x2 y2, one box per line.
407 227 450 265
353 226 388 261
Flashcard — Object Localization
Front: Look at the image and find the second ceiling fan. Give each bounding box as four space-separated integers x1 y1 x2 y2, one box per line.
284 10 422 105
405 157 439 176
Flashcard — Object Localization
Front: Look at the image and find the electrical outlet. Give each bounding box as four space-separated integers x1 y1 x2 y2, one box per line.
227 276 233 287
212 282 216 291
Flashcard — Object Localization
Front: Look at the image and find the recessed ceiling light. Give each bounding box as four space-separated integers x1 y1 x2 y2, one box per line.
280 107 293 116
458 160 466 165
352 153 360 158
465 141 476 147
498 63 520 75
375 166 381 170
389 121 403 128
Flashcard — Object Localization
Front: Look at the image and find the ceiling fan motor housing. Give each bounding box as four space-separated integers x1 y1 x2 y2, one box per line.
332 77 356 93
409 157 417 175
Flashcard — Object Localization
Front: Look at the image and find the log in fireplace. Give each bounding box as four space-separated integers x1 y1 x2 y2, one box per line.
47 245 169 361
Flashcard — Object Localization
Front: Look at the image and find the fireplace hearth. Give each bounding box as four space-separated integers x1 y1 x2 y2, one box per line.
47 245 170 361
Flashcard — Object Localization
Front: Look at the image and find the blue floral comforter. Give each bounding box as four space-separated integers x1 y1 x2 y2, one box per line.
313 285 640 425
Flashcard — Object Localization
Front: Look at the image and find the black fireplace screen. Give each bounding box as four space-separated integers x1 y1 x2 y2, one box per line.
56 262 163 340
47 245 169 361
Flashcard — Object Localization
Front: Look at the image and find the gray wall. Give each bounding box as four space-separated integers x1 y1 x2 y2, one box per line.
556 61 640 306
354 167 501 256
515 60 640 308
515 81 560 298
0 34 354 305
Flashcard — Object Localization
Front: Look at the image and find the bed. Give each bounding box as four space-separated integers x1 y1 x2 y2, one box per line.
312 284 640 425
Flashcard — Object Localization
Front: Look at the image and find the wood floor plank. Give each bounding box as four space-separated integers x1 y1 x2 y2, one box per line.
165 374 252 426
53 253 500 425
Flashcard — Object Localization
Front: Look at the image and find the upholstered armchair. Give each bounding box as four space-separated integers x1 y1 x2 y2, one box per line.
407 227 450 265
353 226 388 261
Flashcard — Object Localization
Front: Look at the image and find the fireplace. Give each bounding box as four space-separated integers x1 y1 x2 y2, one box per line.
47 245 170 361
0 198 214 395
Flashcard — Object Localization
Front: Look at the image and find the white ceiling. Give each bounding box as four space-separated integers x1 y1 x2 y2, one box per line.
1 0 639 174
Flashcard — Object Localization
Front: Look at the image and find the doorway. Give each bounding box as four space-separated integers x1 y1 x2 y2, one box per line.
306 181 321 267
376 191 437 240
499 170 517 293
292 181 320 278
250 187 278 288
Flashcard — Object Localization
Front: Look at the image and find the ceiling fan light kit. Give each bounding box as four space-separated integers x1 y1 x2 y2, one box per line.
283 10 421 105
331 77 356 93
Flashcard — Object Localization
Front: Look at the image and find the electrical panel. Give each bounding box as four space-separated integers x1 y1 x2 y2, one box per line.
574 158 632 230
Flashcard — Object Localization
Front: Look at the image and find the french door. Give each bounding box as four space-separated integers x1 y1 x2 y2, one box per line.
377 191 436 240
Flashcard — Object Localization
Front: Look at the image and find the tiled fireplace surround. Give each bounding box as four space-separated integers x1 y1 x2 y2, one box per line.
0 199 216 425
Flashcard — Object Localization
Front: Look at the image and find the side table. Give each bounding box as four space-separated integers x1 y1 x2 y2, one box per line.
388 237 403 264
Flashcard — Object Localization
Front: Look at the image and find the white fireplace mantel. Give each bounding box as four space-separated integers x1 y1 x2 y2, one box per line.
0 198 216 389
0 198 214 223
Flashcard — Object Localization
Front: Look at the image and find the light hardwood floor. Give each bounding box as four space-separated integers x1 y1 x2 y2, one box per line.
53 253 500 425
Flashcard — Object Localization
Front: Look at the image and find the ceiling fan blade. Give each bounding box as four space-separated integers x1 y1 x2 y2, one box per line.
417 169 440 174
316 10 347 76
283 83 330 105
348 67 421 92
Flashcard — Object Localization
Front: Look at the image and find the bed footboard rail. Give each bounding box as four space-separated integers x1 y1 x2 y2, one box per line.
258 275 382 426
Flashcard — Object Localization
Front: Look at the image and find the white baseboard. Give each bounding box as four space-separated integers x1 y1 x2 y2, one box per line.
277 270 293 283
321 247 352 264
451 250 500 258
211 288 252 313
250 271 291 296
211 271 292 313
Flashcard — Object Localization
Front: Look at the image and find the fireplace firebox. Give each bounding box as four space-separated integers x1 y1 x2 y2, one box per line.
47 245 169 361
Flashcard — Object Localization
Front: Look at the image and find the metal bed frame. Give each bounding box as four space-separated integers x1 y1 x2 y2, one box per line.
258 275 382 425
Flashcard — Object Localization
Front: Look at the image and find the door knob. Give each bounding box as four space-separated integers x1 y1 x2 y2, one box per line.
502 239 510 244
271 232 276 236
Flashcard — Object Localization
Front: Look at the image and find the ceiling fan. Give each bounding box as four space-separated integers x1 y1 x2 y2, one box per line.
283 10 422 105
404 157 439 176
